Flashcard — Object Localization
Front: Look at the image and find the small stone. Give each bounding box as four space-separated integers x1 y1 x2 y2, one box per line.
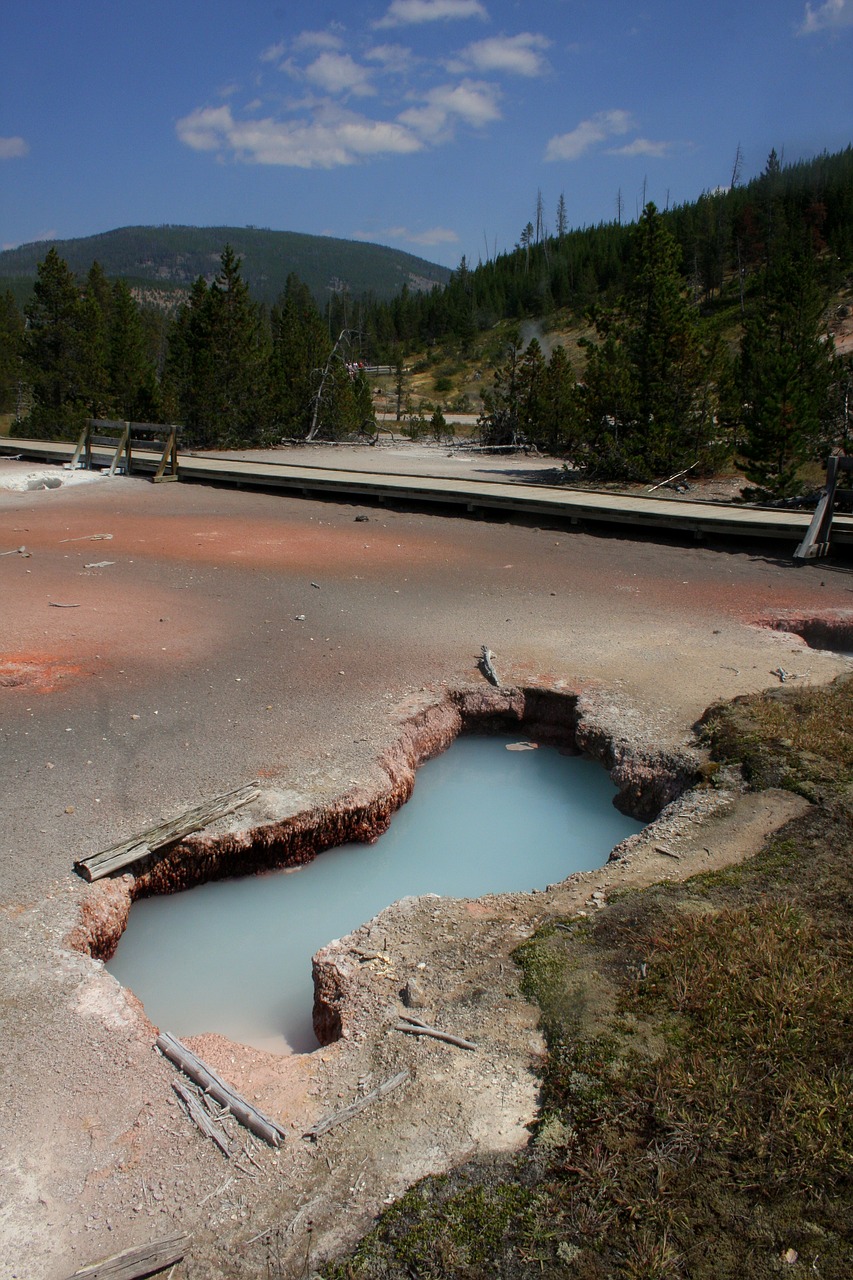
402 977 428 1008
65 805 75 815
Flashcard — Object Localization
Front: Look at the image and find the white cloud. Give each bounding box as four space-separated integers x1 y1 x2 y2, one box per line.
0 135 29 160
400 78 501 142
176 106 232 152
544 109 633 162
356 224 459 246
293 29 345 52
3 228 56 250
407 225 460 245
176 103 422 167
304 52 375 96
375 0 488 30
460 33 550 77
260 41 287 63
800 0 853 33
364 43 414 74
608 137 673 158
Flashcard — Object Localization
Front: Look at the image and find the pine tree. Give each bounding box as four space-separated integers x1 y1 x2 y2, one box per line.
23 249 96 438
538 343 577 452
82 261 113 417
108 279 159 420
517 337 547 437
625 203 706 472
574 204 715 480
206 245 270 446
166 246 269 447
556 194 568 243
479 330 523 445
0 290 24 415
739 249 836 495
269 274 331 438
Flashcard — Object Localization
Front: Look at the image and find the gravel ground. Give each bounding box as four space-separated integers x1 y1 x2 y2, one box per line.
1 457 852 1279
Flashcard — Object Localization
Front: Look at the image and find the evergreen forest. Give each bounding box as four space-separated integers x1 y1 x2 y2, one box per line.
2 145 852 496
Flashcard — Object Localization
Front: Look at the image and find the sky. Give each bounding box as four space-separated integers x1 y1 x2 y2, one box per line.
2 0 852 269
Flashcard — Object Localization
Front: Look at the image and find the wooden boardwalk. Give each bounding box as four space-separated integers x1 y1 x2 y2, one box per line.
3 437 852 552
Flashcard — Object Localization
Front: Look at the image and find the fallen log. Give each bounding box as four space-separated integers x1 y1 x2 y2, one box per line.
75 782 260 881
156 1031 287 1148
64 1233 190 1280
394 1015 477 1052
172 1080 231 1157
303 1069 410 1140
479 645 501 687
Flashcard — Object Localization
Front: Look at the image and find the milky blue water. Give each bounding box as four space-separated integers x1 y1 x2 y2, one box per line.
108 737 642 1053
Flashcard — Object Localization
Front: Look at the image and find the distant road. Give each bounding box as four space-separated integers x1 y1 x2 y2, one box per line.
2 437 851 554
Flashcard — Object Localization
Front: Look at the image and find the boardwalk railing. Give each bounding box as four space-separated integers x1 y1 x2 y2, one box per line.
71 419 181 482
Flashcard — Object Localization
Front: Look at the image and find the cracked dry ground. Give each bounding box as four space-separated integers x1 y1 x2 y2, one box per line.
1 462 851 1279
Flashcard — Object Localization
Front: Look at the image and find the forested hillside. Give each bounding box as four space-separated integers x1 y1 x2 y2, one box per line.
2 146 851 495
0 225 451 308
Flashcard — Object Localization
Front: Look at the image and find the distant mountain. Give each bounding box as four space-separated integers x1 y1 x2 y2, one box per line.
0 225 452 307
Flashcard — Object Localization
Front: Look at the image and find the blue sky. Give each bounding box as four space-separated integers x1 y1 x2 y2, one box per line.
2 0 852 268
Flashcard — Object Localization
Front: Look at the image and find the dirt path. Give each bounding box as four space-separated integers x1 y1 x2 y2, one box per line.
1 459 851 1279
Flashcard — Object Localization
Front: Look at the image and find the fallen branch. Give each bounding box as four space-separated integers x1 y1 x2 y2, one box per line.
479 645 501 687
303 1069 410 1140
394 1015 477 1052
172 1080 231 1157
197 1176 232 1207
63 1234 191 1280
646 461 698 493
76 781 260 881
156 1031 287 1148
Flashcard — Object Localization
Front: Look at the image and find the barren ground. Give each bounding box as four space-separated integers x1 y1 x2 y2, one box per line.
1 455 851 1280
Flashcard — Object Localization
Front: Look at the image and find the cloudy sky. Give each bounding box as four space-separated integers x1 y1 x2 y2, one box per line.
2 0 852 266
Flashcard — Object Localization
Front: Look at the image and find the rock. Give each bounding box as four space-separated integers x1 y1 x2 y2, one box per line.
401 976 429 1009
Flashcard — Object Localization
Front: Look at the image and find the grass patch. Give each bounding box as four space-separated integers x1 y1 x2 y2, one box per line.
699 675 853 800
320 682 853 1279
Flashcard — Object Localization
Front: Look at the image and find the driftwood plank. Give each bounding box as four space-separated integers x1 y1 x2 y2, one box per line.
156 1031 287 1148
394 1015 477 1051
64 1232 190 1280
303 1069 410 1140
75 782 260 881
173 1080 231 1157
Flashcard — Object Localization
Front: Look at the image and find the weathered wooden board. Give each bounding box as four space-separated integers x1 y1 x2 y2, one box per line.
75 782 260 881
156 1031 287 1147
64 1232 190 1280
173 1079 232 1157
